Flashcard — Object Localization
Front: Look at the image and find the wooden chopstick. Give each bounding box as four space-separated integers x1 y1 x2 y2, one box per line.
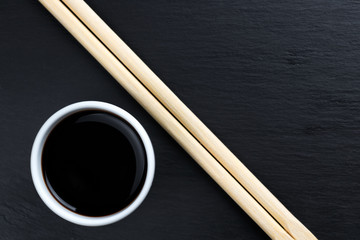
38 1 295 239
39 0 311 239
58 1 316 239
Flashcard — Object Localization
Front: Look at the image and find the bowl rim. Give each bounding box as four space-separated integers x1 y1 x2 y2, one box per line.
31 101 155 226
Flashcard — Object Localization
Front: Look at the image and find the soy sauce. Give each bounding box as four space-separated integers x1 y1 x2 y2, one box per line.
42 110 147 217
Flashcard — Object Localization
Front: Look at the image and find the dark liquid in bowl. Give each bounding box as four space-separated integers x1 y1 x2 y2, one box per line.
42 111 147 217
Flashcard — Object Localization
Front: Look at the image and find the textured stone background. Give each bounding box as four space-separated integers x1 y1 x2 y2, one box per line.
0 0 359 239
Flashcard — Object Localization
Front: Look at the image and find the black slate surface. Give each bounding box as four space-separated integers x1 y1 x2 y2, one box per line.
1 0 360 239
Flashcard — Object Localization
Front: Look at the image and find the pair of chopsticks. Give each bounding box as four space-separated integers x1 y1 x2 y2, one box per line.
39 0 317 239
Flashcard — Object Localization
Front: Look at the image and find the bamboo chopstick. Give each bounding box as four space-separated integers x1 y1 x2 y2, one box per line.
38 0 313 239
38 1 295 239
58 1 316 239
38 1 294 239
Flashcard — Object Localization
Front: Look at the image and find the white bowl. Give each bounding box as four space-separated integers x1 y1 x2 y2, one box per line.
31 101 155 226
